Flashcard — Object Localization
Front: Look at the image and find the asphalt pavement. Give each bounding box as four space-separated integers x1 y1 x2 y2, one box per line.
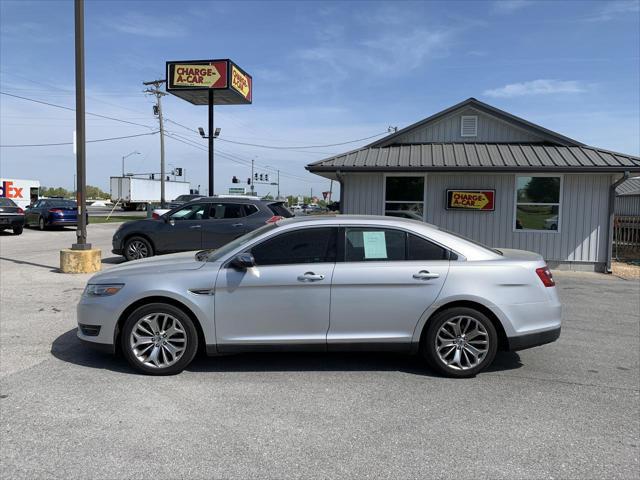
0 224 638 479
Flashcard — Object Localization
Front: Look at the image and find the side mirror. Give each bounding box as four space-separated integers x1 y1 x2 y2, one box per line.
230 252 255 270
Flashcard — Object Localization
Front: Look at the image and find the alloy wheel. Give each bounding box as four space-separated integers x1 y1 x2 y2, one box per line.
129 313 187 369
126 239 149 259
435 315 489 370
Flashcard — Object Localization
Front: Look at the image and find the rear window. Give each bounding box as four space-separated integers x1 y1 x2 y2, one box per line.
0 198 17 207
50 200 76 208
268 202 293 218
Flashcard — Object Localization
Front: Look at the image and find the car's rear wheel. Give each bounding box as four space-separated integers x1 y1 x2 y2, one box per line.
124 236 154 261
121 303 198 375
13 225 23 235
38 217 46 231
421 307 498 378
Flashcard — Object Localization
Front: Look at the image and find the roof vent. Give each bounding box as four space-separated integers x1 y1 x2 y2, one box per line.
461 116 478 137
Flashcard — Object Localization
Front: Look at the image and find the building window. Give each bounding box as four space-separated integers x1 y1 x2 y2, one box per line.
515 176 561 231
384 176 424 220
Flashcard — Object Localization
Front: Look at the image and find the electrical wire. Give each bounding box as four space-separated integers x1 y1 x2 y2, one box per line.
0 131 158 148
0 91 155 130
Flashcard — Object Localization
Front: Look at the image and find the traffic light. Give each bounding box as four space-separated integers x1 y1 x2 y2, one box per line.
259 174 264 181
175 167 183 176
265 174 269 182
254 173 258 180
232 176 239 184
247 177 251 185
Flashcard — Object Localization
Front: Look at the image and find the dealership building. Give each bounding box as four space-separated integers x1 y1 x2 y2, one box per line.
306 98 640 272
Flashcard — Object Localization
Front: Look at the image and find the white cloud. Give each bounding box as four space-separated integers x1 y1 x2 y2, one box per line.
483 79 587 98
492 0 534 14
583 0 640 22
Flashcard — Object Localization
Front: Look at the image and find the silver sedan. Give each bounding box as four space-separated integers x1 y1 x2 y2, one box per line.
77 215 561 377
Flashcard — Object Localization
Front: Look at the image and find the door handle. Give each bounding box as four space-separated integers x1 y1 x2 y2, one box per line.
189 225 202 229
413 270 439 280
297 272 325 282
232 223 244 227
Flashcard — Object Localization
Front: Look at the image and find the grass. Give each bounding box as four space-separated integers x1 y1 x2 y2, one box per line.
89 215 146 223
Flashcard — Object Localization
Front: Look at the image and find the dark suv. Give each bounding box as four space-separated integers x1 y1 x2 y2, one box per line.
112 198 293 260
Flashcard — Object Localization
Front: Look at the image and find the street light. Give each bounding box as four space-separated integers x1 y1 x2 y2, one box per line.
122 151 140 176
198 127 221 139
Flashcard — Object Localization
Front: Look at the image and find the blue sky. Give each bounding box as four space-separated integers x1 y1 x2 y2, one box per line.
1 0 639 196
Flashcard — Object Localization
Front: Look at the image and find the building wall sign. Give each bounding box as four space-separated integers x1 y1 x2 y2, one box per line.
446 189 495 211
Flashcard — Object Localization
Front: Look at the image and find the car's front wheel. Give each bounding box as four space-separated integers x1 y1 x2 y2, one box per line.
422 307 498 378
121 303 199 375
124 236 154 261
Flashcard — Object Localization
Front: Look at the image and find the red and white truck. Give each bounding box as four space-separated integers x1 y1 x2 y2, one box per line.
0 178 40 209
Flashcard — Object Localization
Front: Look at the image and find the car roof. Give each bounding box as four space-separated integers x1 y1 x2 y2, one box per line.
180 197 274 206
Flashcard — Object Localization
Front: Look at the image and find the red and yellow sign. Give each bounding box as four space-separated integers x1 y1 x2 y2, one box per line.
446 189 495 211
230 64 252 102
170 61 228 88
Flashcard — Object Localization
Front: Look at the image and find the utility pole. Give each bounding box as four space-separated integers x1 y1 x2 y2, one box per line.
144 80 167 207
277 170 280 199
208 90 214 196
73 0 88 249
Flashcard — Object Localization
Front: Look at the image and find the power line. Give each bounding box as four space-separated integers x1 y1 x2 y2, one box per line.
0 131 158 148
164 117 388 151
0 91 155 129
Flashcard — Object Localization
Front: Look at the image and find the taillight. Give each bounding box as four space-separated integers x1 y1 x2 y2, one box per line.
536 266 555 287
17 207 24 214
266 215 283 224
152 212 160 219
49 208 63 214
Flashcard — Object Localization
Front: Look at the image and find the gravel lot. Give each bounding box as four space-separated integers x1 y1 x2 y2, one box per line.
1 224 638 479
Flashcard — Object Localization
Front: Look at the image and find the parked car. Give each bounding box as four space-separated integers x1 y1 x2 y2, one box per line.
112 198 293 261
168 194 204 209
24 198 84 230
79 215 562 376
0 198 25 235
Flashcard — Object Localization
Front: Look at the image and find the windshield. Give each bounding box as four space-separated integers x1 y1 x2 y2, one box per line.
203 223 279 262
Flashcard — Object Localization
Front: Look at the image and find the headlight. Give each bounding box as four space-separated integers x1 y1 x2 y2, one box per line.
84 284 124 296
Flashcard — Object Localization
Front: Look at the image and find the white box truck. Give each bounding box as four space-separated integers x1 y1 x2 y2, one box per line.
110 176 190 211
0 178 40 209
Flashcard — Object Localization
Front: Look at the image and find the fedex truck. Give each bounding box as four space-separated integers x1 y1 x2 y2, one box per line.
0 178 40 209
110 176 190 211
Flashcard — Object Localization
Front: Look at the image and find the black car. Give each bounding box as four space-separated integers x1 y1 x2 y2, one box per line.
24 198 83 230
112 198 293 260
168 194 204 209
0 198 25 235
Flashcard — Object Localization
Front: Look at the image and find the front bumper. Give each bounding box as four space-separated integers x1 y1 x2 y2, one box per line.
76 295 121 352
507 326 561 351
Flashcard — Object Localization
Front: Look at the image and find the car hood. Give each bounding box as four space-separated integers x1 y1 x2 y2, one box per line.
89 251 205 282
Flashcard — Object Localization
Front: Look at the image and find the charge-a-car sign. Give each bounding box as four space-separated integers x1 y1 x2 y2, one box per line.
446 189 495 211
230 64 252 102
170 62 227 88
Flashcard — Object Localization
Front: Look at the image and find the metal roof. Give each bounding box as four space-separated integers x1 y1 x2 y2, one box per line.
366 98 584 148
306 143 640 173
616 177 640 196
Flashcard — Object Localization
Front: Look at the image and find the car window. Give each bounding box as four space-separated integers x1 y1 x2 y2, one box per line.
345 228 406 262
267 202 294 218
170 203 206 220
210 203 247 219
250 227 337 266
51 200 76 208
408 234 448 261
0 198 16 206
243 204 259 216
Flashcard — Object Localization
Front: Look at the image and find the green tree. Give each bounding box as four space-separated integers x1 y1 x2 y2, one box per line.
523 177 560 203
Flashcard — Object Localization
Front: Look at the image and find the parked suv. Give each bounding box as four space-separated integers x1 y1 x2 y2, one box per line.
112 198 293 261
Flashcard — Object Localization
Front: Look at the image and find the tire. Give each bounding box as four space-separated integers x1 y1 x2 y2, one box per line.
421 307 498 378
124 236 154 261
121 303 198 375
13 225 23 235
38 216 46 231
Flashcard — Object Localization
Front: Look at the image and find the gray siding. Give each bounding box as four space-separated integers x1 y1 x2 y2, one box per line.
615 195 640 216
392 107 544 144
341 173 383 215
342 172 613 265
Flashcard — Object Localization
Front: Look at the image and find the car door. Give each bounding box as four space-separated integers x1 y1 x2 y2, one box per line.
26 200 43 225
201 203 252 249
157 203 207 252
214 226 338 350
327 227 450 350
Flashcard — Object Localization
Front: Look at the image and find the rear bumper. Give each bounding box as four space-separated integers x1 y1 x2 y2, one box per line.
507 326 561 351
0 216 24 227
49 218 78 226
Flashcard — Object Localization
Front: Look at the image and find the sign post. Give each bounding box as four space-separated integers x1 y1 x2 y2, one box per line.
166 59 252 196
